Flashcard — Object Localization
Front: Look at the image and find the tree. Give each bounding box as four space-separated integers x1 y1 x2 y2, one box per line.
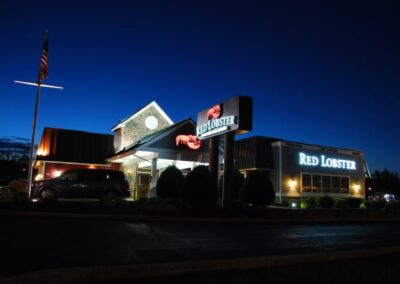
156 166 184 199
369 169 400 195
182 166 217 209
240 171 275 206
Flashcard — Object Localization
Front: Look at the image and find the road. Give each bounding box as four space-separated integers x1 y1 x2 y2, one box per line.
1 215 400 277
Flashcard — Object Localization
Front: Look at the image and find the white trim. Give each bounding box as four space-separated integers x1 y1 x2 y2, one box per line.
112 101 173 131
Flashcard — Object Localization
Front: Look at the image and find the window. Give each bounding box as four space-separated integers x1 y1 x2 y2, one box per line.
340 177 349 193
322 176 331 193
61 172 79 182
312 175 322 192
331 176 340 193
301 173 350 194
302 174 311 192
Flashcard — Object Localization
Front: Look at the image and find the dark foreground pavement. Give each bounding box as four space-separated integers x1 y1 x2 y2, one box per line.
1 211 400 283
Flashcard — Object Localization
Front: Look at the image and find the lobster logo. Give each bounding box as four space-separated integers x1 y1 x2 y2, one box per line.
176 135 201 150
207 104 222 120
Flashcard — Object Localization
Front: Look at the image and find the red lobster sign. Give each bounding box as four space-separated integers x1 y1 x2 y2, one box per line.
176 135 201 150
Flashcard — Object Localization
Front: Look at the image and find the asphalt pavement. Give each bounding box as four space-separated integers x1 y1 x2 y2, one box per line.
1 213 400 280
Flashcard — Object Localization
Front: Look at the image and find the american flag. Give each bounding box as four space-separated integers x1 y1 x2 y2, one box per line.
38 32 48 83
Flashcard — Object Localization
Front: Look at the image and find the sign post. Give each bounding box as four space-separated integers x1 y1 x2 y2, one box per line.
197 95 253 208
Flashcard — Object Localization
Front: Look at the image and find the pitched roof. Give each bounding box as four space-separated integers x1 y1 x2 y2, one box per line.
234 136 280 170
111 101 173 131
36 127 114 164
111 118 208 158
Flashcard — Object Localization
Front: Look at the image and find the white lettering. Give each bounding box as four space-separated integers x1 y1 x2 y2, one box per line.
197 115 237 138
299 153 357 170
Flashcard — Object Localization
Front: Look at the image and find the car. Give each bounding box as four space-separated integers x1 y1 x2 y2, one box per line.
368 192 400 203
31 169 131 200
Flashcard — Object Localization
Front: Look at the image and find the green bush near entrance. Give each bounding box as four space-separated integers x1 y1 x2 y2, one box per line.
183 166 217 209
156 165 184 199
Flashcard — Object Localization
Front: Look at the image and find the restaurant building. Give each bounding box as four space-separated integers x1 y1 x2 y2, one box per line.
35 101 367 201
235 136 367 202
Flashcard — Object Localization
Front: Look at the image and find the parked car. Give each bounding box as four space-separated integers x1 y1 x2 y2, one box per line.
368 192 400 203
31 169 131 200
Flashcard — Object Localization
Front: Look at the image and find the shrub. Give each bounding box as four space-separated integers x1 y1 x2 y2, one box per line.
318 195 334 209
239 171 275 206
6 180 27 195
6 180 29 206
359 201 370 209
232 170 245 201
384 201 400 210
300 197 316 209
218 169 245 201
346 198 362 209
334 198 348 209
156 166 184 199
183 166 217 209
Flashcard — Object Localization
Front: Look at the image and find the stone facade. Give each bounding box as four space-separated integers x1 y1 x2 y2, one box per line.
117 105 172 151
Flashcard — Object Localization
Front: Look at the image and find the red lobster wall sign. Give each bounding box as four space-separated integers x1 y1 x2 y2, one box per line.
176 135 201 150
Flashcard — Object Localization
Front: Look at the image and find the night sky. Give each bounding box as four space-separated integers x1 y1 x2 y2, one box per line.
1 0 399 172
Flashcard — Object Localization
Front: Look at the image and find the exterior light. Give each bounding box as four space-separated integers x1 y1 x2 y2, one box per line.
291 202 297 208
54 170 62 177
288 179 297 190
35 174 43 181
353 184 361 193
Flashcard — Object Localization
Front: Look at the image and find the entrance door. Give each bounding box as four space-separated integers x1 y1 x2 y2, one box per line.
137 174 151 199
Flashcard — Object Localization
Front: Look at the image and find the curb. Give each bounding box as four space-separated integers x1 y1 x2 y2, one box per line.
1 246 400 283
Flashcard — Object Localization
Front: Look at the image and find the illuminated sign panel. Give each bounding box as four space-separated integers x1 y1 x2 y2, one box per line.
196 96 252 140
298 152 357 170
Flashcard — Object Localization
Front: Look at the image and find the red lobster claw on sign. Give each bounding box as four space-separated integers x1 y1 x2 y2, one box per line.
176 135 201 150
207 104 221 120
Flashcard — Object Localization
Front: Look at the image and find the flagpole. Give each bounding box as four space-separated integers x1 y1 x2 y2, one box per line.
27 84 41 198
14 30 63 198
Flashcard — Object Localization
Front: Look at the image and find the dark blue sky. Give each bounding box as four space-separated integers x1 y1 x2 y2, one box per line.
1 0 399 172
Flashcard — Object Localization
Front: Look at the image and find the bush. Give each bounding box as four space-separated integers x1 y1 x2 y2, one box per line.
239 171 275 206
318 195 334 209
218 169 245 202
346 198 362 209
384 201 400 210
300 197 316 209
232 170 245 201
183 166 217 209
6 180 28 195
6 180 29 206
334 198 348 209
334 198 363 209
156 166 184 199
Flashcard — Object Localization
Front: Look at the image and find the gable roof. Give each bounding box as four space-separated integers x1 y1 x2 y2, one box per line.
111 101 173 131
108 118 208 162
